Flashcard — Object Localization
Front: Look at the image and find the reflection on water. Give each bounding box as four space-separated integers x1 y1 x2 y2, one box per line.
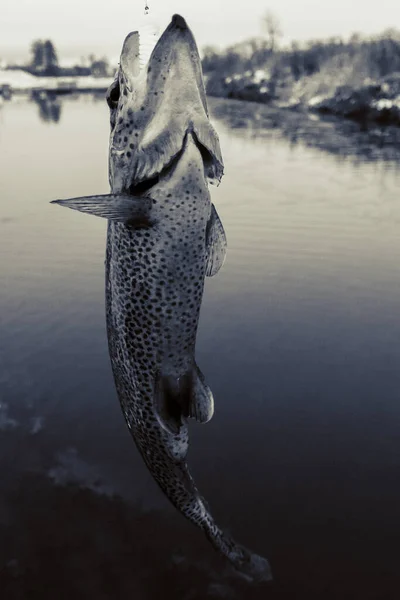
31 91 62 123
211 96 400 164
0 96 400 598
11 92 400 165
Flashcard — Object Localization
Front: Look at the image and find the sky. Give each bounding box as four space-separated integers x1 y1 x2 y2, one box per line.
1 0 399 63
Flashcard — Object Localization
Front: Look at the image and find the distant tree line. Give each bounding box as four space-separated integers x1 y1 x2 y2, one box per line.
203 30 400 80
282 32 400 80
202 9 400 97
8 39 113 77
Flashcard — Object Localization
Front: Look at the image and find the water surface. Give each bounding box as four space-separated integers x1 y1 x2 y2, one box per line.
1 96 399 599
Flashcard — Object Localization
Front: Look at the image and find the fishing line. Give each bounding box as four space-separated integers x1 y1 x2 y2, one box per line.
139 1 160 71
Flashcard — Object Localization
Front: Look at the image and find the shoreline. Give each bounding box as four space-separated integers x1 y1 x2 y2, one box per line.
209 96 400 163
2 83 400 163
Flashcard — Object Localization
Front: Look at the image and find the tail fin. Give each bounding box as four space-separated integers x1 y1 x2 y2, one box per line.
202 515 273 583
152 366 271 581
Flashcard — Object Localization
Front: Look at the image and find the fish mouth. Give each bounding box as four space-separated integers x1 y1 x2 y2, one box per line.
170 14 187 29
117 13 192 87
135 14 189 78
109 14 223 194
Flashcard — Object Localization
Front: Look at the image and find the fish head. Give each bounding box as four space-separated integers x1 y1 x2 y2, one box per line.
106 14 223 195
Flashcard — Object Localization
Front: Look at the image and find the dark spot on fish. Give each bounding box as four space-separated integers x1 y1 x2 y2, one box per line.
124 136 128 142
141 107 145 111
127 152 131 158
148 67 152 73
130 143 134 149
154 92 158 96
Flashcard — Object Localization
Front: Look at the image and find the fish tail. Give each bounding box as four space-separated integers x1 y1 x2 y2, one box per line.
200 508 273 583
135 434 272 582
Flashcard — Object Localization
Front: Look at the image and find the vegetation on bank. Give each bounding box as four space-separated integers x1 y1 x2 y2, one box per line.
202 20 400 127
3 16 400 129
6 39 113 78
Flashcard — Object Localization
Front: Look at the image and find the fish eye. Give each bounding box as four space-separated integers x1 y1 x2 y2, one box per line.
107 82 120 109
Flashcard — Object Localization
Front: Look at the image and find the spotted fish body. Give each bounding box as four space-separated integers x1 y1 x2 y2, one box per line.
53 14 272 583
105 134 213 497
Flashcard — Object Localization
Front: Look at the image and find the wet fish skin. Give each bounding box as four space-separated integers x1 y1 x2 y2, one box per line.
104 136 271 582
106 16 223 195
53 13 272 583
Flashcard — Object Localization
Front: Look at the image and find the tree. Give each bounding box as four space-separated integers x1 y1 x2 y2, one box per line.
381 28 400 42
349 32 363 45
30 39 58 73
262 10 282 52
31 40 45 69
201 46 220 72
43 40 58 69
91 58 110 77
289 41 304 80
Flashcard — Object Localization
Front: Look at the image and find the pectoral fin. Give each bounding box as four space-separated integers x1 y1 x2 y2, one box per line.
205 204 227 277
192 121 224 185
51 194 153 224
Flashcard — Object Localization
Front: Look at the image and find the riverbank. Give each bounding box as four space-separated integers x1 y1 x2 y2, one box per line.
206 70 400 130
203 32 400 145
210 97 400 163
1 68 400 162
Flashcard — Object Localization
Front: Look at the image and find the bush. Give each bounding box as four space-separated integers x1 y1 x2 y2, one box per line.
202 30 400 105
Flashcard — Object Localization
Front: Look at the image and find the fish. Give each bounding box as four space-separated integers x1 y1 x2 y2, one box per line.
52 14 272 583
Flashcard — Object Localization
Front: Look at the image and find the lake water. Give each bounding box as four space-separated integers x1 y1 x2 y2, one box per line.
1 95 399 599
